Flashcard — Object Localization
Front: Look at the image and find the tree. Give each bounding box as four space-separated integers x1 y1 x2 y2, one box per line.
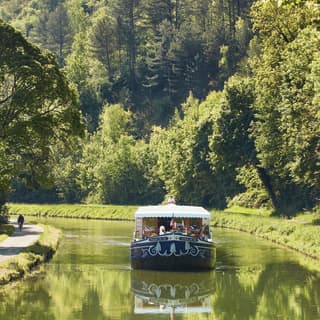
111 0 140 91
77 104 163 204
209 76 277 207
150 92 237 207
143 0 173 31
142 19 175 122
168 23 207 105
91 17 116 74
0 20 83 211
250 0 320 212
46 3 73 66
65 31 100 131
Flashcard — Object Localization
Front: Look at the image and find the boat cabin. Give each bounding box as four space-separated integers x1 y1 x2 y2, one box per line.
133 204 211 241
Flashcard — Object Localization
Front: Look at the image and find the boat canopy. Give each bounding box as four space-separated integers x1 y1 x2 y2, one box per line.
134 204 210 219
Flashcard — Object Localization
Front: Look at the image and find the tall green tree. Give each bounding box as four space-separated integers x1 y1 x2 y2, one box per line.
66 31 101 131
46 2 73 66
150 92 237 207
77 104 163 204
0 20 83 210
250 0 320 212
209 76 276 207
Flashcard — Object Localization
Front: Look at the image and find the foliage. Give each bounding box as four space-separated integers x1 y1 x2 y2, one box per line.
228 165 273 209
149 92 240 207
0 224 15 242
0 0 254 129
1 1 320 216
52 137 84 203
250 0 320 213
0 203 9 224
0 19 83 211
73 104 164 205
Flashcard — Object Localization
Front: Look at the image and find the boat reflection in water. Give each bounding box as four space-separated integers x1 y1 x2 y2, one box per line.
131 270 215 318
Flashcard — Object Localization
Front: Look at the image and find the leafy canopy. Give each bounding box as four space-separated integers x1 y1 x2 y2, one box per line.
0 19 83 203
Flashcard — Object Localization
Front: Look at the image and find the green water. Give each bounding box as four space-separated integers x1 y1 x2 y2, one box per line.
0 218 319 320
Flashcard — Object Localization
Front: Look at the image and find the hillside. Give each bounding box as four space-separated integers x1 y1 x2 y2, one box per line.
1 0 319 215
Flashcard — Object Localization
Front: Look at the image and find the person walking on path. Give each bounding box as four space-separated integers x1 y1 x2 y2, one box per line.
0 221 43 262
17 214 24 231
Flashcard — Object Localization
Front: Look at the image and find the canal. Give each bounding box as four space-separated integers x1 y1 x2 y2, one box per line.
0 218 319 319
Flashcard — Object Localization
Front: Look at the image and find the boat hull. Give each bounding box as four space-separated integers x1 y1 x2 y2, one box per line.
130 233 216 271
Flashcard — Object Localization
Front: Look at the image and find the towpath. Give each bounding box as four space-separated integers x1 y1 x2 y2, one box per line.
0 222 43 262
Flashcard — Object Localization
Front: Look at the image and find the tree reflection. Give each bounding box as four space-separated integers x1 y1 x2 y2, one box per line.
0 261 319 320
212 262 320 320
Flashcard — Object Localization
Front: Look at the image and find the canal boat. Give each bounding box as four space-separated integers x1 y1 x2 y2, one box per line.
130 203 216 270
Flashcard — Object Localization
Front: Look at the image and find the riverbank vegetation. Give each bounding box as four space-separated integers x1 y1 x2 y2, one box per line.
1 1 320 221
211 211 320 260
0 224 15 242
0 224 61 285
8 203 137 220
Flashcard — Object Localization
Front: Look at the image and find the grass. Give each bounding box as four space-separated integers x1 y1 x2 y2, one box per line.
0 224 61 285
226 205 320 225
8 203 137 220
293 212 320 224
0 224 15 242
224 205 273 216
212 210 320 260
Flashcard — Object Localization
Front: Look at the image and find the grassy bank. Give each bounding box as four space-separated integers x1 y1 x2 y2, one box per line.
211 210 320 260
0 224 15 242
0 224 61 285
8 203 137 220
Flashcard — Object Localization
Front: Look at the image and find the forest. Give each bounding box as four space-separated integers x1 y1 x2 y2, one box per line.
0 0 319 216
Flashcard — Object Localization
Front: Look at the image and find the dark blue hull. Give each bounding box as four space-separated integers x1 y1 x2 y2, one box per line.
131 233 216 271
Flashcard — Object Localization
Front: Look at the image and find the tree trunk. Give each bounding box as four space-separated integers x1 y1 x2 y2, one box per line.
255 166 278 209
175 0 180 29
128 0 136 89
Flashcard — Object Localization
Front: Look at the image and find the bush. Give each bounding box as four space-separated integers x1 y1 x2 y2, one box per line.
312 218 320 225
0 205 9 223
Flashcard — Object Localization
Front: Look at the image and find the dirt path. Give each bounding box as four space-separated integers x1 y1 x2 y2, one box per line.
0 222 43 262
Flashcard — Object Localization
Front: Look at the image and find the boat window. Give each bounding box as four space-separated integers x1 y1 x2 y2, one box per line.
143 217 157 237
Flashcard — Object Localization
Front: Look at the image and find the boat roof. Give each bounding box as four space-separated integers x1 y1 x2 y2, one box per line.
134 204 210 219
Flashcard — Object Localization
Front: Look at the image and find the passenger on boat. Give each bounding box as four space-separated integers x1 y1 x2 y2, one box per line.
201 225 210 240
170 218 176 230
176 223 184 232
167 196 175 204
159 225 166 235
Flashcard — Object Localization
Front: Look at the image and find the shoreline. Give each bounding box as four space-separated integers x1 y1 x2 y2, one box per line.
210 211 320 261
0 223 61 286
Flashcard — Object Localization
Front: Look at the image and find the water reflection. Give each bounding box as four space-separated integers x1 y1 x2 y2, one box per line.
131 270 214 317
